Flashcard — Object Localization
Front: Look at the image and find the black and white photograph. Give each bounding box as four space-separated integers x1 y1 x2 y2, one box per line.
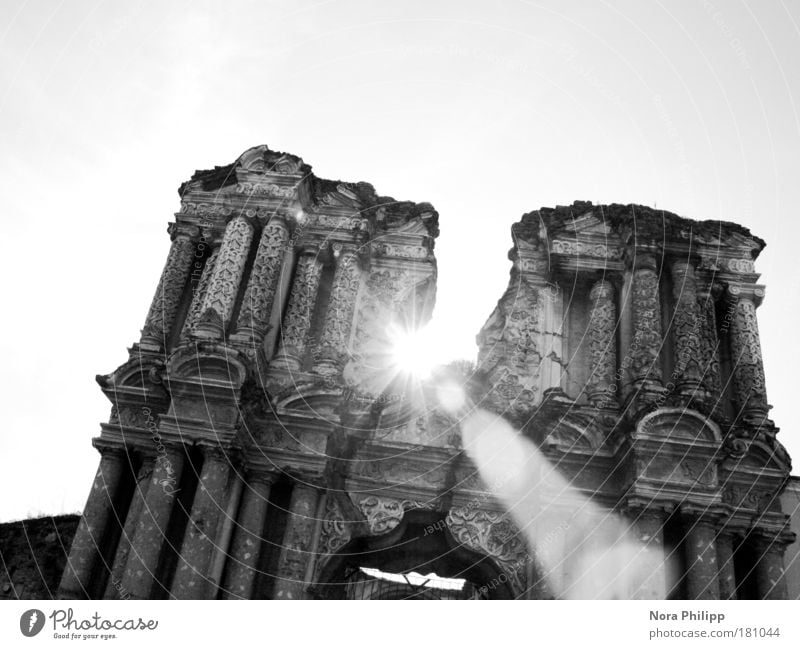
1 1 799 646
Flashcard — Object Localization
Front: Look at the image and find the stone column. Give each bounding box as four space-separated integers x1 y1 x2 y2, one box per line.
195 215 255 340
120 446 185 599
716 530 737 600
271 248 324 372
752 533 788 600
272 483 320 600
104 457 154 599
140 224 198 350
727 284 770 422
629 509 667 599
180 238 221 340
540 282 565 393
683 516 720 599
629 251 663 391
697 283 723 414
59 445 128 599
670 260 703 397
233 216 290 344
171 447 233 599
314 245 361 375
587 279 617 408
221 473 276 600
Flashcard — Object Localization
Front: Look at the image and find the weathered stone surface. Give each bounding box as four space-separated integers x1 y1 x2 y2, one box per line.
40 160 793 603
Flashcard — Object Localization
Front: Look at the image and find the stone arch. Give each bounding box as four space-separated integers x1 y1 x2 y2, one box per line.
313 509 517 599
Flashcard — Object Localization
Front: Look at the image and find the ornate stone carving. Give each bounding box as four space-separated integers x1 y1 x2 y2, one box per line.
728 286 769 418
552 239 621 259
629 255 663 385
235 218 289 340
314 248 362 372
197 216 254 337
141 228 197 347
273 251 324 368
670 260 703 394
355 496 431 535
181 247 219 339
346 268 429 386
319 496 352 556
477 274 542 417
235 182 295 198
697 287 722 409
587 280 617 407
446 507 528 595
179 202 235 217
726 258 755 273
373 243 430 259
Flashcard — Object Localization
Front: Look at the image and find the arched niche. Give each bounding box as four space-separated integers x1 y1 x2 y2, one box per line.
313 509 518 600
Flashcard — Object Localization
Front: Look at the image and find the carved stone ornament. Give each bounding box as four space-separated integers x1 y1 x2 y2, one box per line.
141 232 197 344
355 495 433 536
318 496 352 557
235 182 295 198
729 293 769 415
199 216 254 331
276 253 324 357
476 274 542 417
586 280 617 404
446 507 528 596
630 263 662 383
236 219 289 338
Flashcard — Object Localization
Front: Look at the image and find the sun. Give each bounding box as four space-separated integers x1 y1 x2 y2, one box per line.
389 324 439 379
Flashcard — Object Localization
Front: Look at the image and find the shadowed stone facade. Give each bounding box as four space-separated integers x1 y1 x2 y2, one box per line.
56 148 795 600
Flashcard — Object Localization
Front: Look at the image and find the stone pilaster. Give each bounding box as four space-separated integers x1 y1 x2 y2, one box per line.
629 251 663 390
140 224 198 350
120 446 185 599
727 284 770 422
697 283 723 414
683 516 720 599
752 533 788 600
670 259 703 397
272 483 320 600
234 216 290 343
59 445 127 599
104 457 154 599
587 279 617 408
195 215 255 340
271 249 324 372
171 447 233 599
314 245 361 375
715 530 737 600
540 282 565 393
221 473 276 600
629 509 667 599
180 244 220 340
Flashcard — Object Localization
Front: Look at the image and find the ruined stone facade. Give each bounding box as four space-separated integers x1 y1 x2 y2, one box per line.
57 147 794 600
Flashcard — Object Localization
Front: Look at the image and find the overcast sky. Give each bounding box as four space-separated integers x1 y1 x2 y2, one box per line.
1 0 799 522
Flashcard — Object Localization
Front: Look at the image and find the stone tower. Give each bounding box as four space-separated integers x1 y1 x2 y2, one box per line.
60 150 793 599
475 201 794 599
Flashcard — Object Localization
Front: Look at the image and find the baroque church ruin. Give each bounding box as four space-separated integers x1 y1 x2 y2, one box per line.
54 145 795 600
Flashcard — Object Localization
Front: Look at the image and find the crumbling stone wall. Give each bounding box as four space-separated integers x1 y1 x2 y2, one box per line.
0 515 79 599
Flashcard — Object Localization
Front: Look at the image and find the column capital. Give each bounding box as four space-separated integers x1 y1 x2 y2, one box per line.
589 278 614 300
247 470 280 487
168 222 201 241
625 247 660 271
726 282 766 307
91 438 128 458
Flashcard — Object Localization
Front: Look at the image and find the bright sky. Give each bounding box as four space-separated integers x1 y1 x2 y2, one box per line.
1 0 799 522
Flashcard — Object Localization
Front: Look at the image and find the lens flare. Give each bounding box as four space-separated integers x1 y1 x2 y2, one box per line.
389 325 439 379
436 389 674 599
